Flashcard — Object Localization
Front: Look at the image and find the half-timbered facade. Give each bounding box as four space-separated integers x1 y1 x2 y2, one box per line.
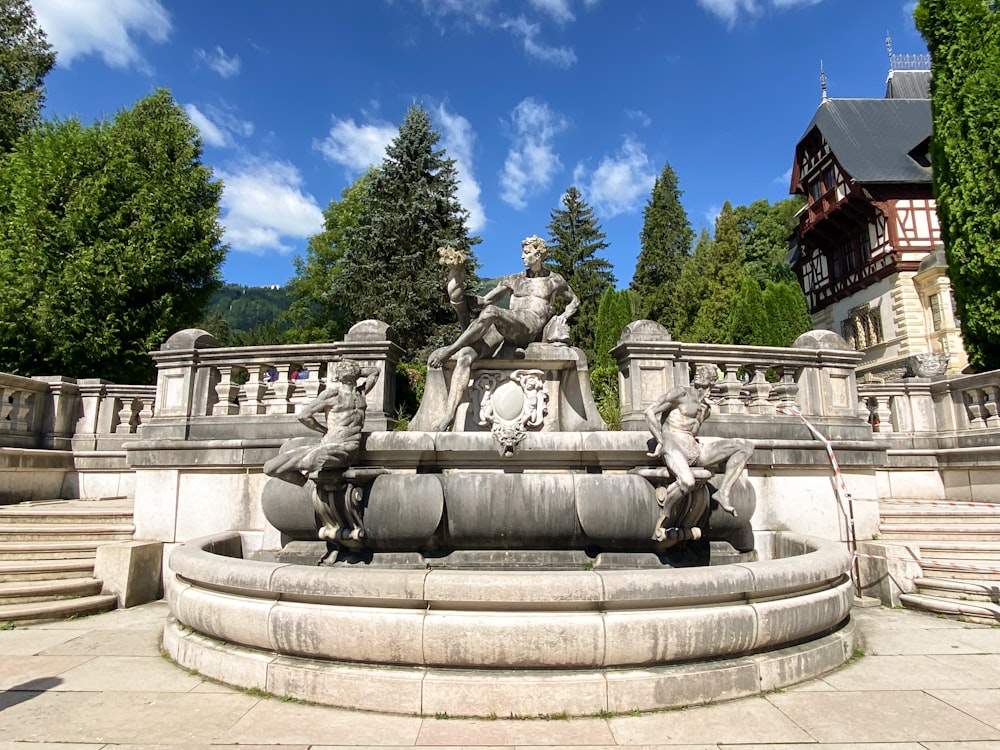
789 60 967 380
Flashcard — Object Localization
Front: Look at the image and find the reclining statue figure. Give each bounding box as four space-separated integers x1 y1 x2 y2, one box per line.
426 235 580 432
643 363 754 542
263 359 379 484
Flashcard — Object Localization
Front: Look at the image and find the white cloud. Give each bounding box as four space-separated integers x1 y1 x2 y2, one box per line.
500 97 569 210
775 166 793 185
502 16 577 67
572 136 656 218
697 0 823 27
415 0 580 66
435 104 486 233
218 160 324 255
183 103 253 149
30 0 171 70
705 204 722 227
528 0 574 23
315 116 397 172
196 46 241 78
625 109 652 127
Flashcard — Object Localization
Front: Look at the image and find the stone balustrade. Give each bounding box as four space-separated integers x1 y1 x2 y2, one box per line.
612 321 865 436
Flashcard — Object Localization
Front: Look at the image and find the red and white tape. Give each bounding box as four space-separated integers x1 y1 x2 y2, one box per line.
778 406 852 502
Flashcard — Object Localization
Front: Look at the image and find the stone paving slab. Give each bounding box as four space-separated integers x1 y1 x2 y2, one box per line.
765 689 1000 743
414 718 615 746
0 654 91 691
606 697 814 745
216 699 423 746
47 655 206 692
0 627 90 655
39 627 162 657
821 653 1000 691
929 688 1000 732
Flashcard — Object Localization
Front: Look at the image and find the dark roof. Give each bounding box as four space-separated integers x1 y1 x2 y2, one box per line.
885 70 931 99
799 98 932 184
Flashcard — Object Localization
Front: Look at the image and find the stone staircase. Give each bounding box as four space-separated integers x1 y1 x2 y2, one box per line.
877 498 1000 623
0 497 135 625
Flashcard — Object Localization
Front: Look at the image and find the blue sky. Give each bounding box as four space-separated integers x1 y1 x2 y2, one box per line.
29 0 927 289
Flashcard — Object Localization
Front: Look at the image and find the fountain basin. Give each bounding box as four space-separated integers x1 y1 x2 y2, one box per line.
165 530 855 716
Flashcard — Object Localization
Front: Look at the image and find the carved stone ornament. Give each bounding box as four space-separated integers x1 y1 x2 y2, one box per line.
475 369 548 456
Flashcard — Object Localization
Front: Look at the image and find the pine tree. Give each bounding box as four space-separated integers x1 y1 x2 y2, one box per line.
333 105 479 357
592 287 635 367
681 203 746 344
762 280 813 347
546 186 615 357
673 228 712 340
631 162 693 333
915 0 1000 371
0 0 55 152
729 276 768 346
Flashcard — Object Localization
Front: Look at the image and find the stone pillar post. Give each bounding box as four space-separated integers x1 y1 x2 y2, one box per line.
147 329 221 439
610 320 684 431
32 376 81 450
791 330 862 419
333 320 404 431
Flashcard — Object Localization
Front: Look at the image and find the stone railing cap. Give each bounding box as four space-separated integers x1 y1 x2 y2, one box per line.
161 329 221 351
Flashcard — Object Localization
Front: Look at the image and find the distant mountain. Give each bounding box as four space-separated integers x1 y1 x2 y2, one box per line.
204 284 292 334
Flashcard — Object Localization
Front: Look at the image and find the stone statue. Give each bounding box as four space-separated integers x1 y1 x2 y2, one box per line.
438 245 473 331
263 359 379 484
642 363 754 542
426 235 580 432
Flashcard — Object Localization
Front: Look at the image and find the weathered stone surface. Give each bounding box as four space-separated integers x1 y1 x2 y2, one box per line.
95 540 163 607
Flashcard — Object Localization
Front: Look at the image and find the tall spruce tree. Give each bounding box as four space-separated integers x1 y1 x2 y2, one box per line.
673 228 712 340
915 0 1000 371
631 162 693 332
729 276 769 346
0 0 54 153
0 90 226 383
545 186 615 357
762 280 813 347
332 105 479 357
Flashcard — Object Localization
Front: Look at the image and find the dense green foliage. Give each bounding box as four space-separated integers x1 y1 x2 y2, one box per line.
0 0 54 153
734 197 803 286
916 0 1000 371
200 284 293 346
676 202 745 343
631 162 693 333
331 105 479 358
545 186 615 358
729 276 769 346
592 287 635 367
287 171 372 343
0 90 226 383
729 278 813 347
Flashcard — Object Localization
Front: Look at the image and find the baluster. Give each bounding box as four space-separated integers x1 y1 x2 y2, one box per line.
266 364 296 414
963 388 986 429
241 365 268 415
0 388 10 430
298 360 322 405
114 398 136 434
8 390 31 431
136 397 154 432
769 366 800 412
213 366 241 416
982 385 1000 427
875 395 894 434
715 363 746 415
745 366 774 415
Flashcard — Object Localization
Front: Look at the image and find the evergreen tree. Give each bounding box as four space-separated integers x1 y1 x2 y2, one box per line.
682 203 746 344
915 0 1000 371
631 162 693 333
762 280 813 347
592 287 635 367
332 105 479 357
0 89 226 383
729 276 768 346
0 0 55 153
673 228 712 340
545 186 615 357
286 170 372 342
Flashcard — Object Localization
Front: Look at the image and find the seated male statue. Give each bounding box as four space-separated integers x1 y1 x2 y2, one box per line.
263 359 379 484
644 363 754 542
427 234 580 432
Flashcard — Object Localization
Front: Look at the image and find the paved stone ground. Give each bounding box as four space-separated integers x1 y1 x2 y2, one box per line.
1 601 999 748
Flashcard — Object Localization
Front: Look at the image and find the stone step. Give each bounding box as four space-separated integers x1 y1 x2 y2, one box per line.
919 558 1000 581
0 577 103 605
916 541 1000 562
0 541 100 561
914 576 1000 604
0 558 94 583
879 508 1000 524
0 592 117 626
899 592 1000 624
877 525 1000 541
0 498 134 525
0 524 134 542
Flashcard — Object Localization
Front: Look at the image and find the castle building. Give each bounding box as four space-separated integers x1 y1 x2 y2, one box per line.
788 49 967 380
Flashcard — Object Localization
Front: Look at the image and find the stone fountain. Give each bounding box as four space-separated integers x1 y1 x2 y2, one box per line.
160 239 858 717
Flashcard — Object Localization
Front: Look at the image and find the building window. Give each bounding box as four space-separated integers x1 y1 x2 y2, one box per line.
859 229 871 262
843 303 883 351
810 180 823 202
844 238 856 272
929 293 943 331
823 167 836 191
